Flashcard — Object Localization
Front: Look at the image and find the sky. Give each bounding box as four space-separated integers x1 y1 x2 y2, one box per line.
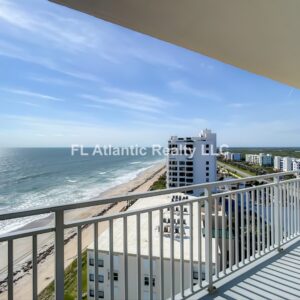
0 0 299 148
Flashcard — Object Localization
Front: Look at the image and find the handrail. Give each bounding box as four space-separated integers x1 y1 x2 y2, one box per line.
0 171 298 221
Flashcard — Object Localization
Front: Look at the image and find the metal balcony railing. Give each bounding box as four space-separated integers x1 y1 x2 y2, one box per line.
0 171 299 300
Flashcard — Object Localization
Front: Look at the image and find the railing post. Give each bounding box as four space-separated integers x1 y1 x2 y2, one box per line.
55 210 65 299
273 176 282 251
204 186 215 292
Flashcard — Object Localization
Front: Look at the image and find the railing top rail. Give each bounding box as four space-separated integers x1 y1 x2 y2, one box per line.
64 180 281 229
0 171 298 221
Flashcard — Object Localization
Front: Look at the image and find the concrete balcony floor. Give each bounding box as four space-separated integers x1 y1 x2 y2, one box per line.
191 238 300 300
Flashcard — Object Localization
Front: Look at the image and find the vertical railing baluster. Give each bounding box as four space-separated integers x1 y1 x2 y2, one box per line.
280 183 283 243
241 192 245 264
77 226 82 300
197 201 202 288
271 186 274 248
214 198 219 278
229 196 233 271
274 176 281 249
222 196 226 274
257 189 261 256
246 191 250 261
251 190 255 258
287 183 290 240
266 187 270 252
137 213 141 300
159 209 164 300
283 184 287 242
32 234 38 300
8 239 13 300
55 210 64 300
204 187 213 291
148 212 153 300
109 219 114 300
170 206 175 299
94 222 99 300
293 181 296 236
262 188 265 253
180 204 184 297
189 202 194 293
234 192 239 267
123 216 128 300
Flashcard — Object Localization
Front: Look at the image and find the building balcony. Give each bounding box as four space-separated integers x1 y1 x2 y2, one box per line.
0 171 299 299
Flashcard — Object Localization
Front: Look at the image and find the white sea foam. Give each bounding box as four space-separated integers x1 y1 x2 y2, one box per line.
0 160 160 235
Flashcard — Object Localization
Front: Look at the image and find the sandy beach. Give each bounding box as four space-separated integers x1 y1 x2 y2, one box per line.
0 161 166 299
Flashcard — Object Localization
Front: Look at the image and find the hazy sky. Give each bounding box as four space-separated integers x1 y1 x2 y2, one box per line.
0 0 299 147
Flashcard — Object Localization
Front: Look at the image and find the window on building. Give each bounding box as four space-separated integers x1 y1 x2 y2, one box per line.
89 274 94 282
206 150 210 154
113 272 119 281
98 259 104 267
206 173 209 177
89 289 95 297
98 291 104 298
144 276 155 286
206 178 210 182
99 275 104 283
193 271 199 280
206 161 209 165
206 167 209 171
179 161 185 165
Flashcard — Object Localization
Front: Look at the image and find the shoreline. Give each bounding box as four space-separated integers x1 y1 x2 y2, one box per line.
0 161 166 298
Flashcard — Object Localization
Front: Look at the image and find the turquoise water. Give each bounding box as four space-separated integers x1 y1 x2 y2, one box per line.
0 148 164 233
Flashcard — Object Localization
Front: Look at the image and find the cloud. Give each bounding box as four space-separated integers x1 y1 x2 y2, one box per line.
2 88 65 102
227 102 251 108
82 87 173 113
169 80 223 102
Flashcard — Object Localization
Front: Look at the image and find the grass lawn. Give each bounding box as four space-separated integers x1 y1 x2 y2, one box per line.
38 250 88 300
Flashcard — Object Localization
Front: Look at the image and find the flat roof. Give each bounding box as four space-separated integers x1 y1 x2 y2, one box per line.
88 193 218 263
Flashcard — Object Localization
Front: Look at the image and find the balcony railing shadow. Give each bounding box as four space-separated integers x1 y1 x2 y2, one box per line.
199 238 300 300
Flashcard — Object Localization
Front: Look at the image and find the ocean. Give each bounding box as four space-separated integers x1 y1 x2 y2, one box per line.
0 148 164 234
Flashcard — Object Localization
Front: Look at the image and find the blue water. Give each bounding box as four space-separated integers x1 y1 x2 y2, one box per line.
0 148 164 233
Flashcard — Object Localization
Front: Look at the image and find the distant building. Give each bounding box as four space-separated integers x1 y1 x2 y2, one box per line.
245 153 272 166
167 129 217 196
274 156 299 171
292 159 300 171
224 152 241 161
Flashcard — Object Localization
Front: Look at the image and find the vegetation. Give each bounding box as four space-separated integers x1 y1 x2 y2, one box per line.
218 158 274 176
149 172 166 190
38 250 88 300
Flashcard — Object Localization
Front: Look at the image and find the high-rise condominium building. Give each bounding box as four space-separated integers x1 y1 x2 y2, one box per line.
167 129 217 196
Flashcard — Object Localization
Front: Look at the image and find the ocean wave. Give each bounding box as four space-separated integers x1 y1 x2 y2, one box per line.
0 159 161 234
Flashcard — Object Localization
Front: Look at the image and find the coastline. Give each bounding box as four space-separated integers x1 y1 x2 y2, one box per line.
0 160 166 299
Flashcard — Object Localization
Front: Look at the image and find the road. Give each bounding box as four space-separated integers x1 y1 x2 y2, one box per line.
217 161 253 178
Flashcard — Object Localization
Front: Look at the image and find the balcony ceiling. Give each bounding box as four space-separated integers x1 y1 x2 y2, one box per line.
51 0 300 89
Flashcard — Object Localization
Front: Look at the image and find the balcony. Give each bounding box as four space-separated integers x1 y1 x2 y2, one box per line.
0 171 299 299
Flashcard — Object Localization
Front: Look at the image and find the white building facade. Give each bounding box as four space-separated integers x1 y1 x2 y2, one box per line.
274 156 300 171
86 194 225 300
224 152 241 161
245 153 273 166
167 129 217 196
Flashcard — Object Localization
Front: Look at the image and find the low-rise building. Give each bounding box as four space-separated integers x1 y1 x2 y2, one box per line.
245 153 272 166
86 194 232 300
223 152 241 161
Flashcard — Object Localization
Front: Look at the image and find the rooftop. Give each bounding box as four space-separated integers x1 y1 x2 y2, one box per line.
88 193 218 263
